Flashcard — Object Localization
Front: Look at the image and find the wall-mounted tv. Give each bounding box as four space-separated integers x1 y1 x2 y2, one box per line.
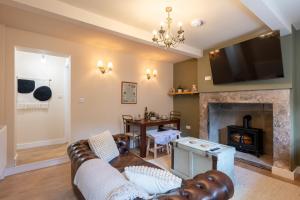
209 31 284 84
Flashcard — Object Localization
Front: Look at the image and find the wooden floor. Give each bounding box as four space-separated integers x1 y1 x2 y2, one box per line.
0 163 76 200
0 153 299 200
16 143 68 166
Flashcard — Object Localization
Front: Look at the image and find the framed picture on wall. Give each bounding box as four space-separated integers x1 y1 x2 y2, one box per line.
121 81 137 104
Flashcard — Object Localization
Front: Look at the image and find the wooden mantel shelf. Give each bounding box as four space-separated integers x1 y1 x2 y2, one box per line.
168 91 200 96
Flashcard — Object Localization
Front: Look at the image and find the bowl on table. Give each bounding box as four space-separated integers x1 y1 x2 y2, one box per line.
150 117 157 121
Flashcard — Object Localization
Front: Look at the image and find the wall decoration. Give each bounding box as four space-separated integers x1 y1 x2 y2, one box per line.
33 86 52 101
121 81 137 104
18 79 35 93
16 77 52 110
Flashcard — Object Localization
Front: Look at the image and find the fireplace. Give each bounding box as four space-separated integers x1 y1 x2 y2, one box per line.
199 89 293 174
207 103 272 168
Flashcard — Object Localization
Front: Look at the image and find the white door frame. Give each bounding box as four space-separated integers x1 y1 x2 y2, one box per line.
13 47 71 167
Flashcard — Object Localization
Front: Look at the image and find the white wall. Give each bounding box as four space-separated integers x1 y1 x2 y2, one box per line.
15 50 68 149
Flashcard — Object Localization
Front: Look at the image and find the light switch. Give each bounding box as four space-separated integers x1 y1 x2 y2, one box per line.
79 97 85 103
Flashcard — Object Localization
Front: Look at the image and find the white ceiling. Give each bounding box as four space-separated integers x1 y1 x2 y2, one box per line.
58 0 266 50
0 4 189 63
241 0 300 35
3 0 300 58
263 0 300 30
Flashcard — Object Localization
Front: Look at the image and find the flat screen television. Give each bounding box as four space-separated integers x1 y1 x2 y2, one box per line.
209 31 284 84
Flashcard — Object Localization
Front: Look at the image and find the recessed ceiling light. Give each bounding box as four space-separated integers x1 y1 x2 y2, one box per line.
190 19 204 27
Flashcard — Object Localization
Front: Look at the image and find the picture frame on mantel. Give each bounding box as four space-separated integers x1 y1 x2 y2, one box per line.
121 81 137 104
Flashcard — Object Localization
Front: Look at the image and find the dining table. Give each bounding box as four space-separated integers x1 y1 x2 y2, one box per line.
125 118 180 158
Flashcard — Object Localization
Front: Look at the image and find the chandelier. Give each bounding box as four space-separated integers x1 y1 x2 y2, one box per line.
152 6 185 48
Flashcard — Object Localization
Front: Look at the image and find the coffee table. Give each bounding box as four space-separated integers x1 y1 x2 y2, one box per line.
171 137 236 182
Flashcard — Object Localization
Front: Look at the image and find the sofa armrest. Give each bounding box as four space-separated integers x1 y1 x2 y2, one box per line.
113 134 130 154
158 170 234 200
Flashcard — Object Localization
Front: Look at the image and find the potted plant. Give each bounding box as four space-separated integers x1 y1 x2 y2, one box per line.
177 86 183 93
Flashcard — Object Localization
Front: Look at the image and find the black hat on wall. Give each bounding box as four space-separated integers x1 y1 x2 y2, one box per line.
33 86 52 101
18 79 35 93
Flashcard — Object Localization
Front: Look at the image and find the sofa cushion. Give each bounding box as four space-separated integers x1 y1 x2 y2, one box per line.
107 183 151 200
88 130 119 162
124 166 182 195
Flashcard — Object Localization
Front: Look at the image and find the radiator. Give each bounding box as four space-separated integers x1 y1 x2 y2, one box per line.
0 125 7 180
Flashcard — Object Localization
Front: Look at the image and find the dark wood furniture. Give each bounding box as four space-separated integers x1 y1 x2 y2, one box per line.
67 134 234 200
227 125 263 157
122 115 140 148
170 111 181 119
126 118 180 157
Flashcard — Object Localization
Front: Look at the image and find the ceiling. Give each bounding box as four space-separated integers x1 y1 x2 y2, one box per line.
263 0 300 29
2 0 300 59
0 4 189 63
58 0 266 50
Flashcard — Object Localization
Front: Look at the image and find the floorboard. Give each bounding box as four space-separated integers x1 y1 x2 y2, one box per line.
16 143 68 166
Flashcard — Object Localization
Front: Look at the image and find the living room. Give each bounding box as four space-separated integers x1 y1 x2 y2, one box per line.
0 0 300 200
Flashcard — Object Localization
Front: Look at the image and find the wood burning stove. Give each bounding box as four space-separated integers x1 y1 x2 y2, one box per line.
227 115 263 157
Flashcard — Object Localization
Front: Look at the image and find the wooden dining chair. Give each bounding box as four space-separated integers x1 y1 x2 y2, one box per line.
161 111 181 130
122 115 140 148
170 111 181 119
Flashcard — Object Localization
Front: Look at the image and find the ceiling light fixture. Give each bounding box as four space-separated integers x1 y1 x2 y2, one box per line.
152 7 185 48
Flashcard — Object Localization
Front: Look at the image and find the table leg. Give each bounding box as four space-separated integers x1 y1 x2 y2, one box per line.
140 125 147 157
125 124 130 133
176 120 180 130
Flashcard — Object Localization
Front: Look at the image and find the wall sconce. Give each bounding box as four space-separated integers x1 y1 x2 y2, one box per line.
97 60 113 74
146 68 158 80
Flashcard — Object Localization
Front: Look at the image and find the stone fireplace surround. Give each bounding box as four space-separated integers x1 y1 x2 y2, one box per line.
199 89 293 175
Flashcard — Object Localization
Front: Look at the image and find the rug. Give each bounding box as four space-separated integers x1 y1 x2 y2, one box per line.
148 155 300 200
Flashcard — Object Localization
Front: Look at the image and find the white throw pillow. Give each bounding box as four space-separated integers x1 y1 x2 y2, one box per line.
107 183 151 200
88 130 119 162
124 166 182 195
74 159 128 200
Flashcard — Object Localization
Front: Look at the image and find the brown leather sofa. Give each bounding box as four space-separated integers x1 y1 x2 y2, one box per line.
67 135 234 200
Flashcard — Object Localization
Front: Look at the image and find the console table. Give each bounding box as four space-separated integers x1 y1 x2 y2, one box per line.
171 137 236 182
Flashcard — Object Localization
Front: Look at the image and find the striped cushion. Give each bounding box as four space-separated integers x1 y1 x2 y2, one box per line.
88 130 119 162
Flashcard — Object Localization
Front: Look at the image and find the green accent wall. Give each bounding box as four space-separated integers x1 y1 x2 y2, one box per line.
198 35 293 92
173 59 199 138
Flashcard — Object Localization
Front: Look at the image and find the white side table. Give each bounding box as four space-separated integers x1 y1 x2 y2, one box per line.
171 137 236 182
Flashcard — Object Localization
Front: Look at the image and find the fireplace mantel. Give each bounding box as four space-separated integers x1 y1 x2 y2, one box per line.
199 89 292 172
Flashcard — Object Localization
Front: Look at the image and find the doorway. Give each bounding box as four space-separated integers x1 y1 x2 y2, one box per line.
14 48 71 166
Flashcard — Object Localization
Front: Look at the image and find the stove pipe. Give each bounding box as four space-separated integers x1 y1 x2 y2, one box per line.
243 115 252 129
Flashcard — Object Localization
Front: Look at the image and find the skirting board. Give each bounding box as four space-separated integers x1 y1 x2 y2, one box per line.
294 166 300 177
16 138 67 150
4 156 69 177
272 166 299 180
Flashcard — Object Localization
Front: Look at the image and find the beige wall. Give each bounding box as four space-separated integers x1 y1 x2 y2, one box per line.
2 26 173 167
15 51 67 147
